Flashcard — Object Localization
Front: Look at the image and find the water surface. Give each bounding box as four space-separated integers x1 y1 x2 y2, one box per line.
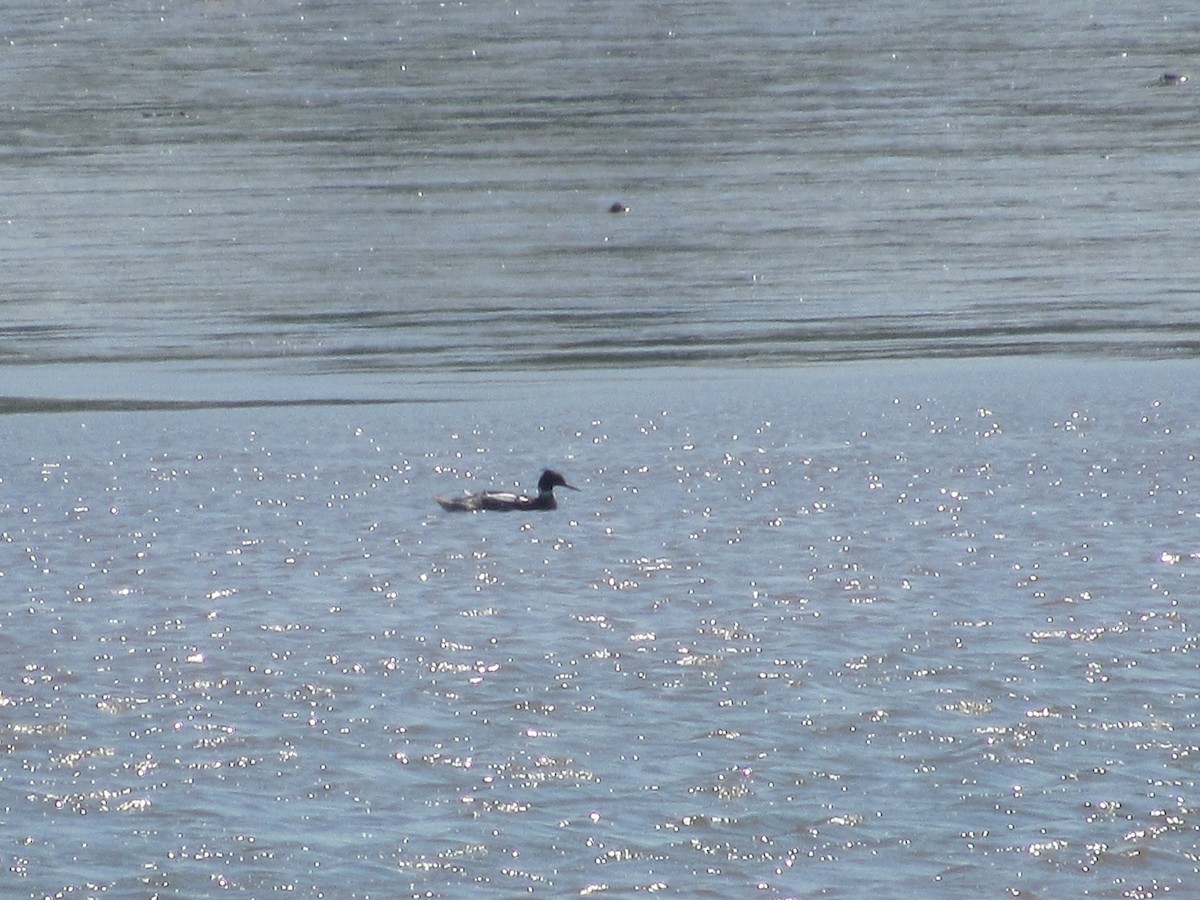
2 362 1198 897
1 2 1199 897
3 1 1200 405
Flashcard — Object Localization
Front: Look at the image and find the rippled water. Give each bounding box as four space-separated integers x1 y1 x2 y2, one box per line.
4 0 1200 405
2 1 1199 897
2 362 1197 898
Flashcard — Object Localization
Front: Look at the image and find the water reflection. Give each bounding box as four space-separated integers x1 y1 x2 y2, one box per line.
4 0 1199 401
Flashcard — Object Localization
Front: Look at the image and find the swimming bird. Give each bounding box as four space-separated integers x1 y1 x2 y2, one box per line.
435 469 579 512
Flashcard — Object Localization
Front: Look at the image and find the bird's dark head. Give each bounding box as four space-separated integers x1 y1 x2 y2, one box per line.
539 469 579 492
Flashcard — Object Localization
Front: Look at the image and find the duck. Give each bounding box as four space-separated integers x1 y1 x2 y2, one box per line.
435 469 580 512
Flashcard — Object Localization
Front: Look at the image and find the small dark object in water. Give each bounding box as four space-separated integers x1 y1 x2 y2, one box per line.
1158 72 1188 86
609 201 627 213
435 469 580 512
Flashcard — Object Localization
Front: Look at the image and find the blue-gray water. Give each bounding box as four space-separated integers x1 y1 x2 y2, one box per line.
2 1 1199 897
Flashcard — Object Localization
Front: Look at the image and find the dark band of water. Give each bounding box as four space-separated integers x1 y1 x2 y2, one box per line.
4 1 1199 406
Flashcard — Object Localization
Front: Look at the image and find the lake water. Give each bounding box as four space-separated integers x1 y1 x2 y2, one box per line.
1 1 1198 898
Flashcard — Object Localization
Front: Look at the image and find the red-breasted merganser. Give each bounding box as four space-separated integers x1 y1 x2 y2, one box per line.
435 469 580 512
